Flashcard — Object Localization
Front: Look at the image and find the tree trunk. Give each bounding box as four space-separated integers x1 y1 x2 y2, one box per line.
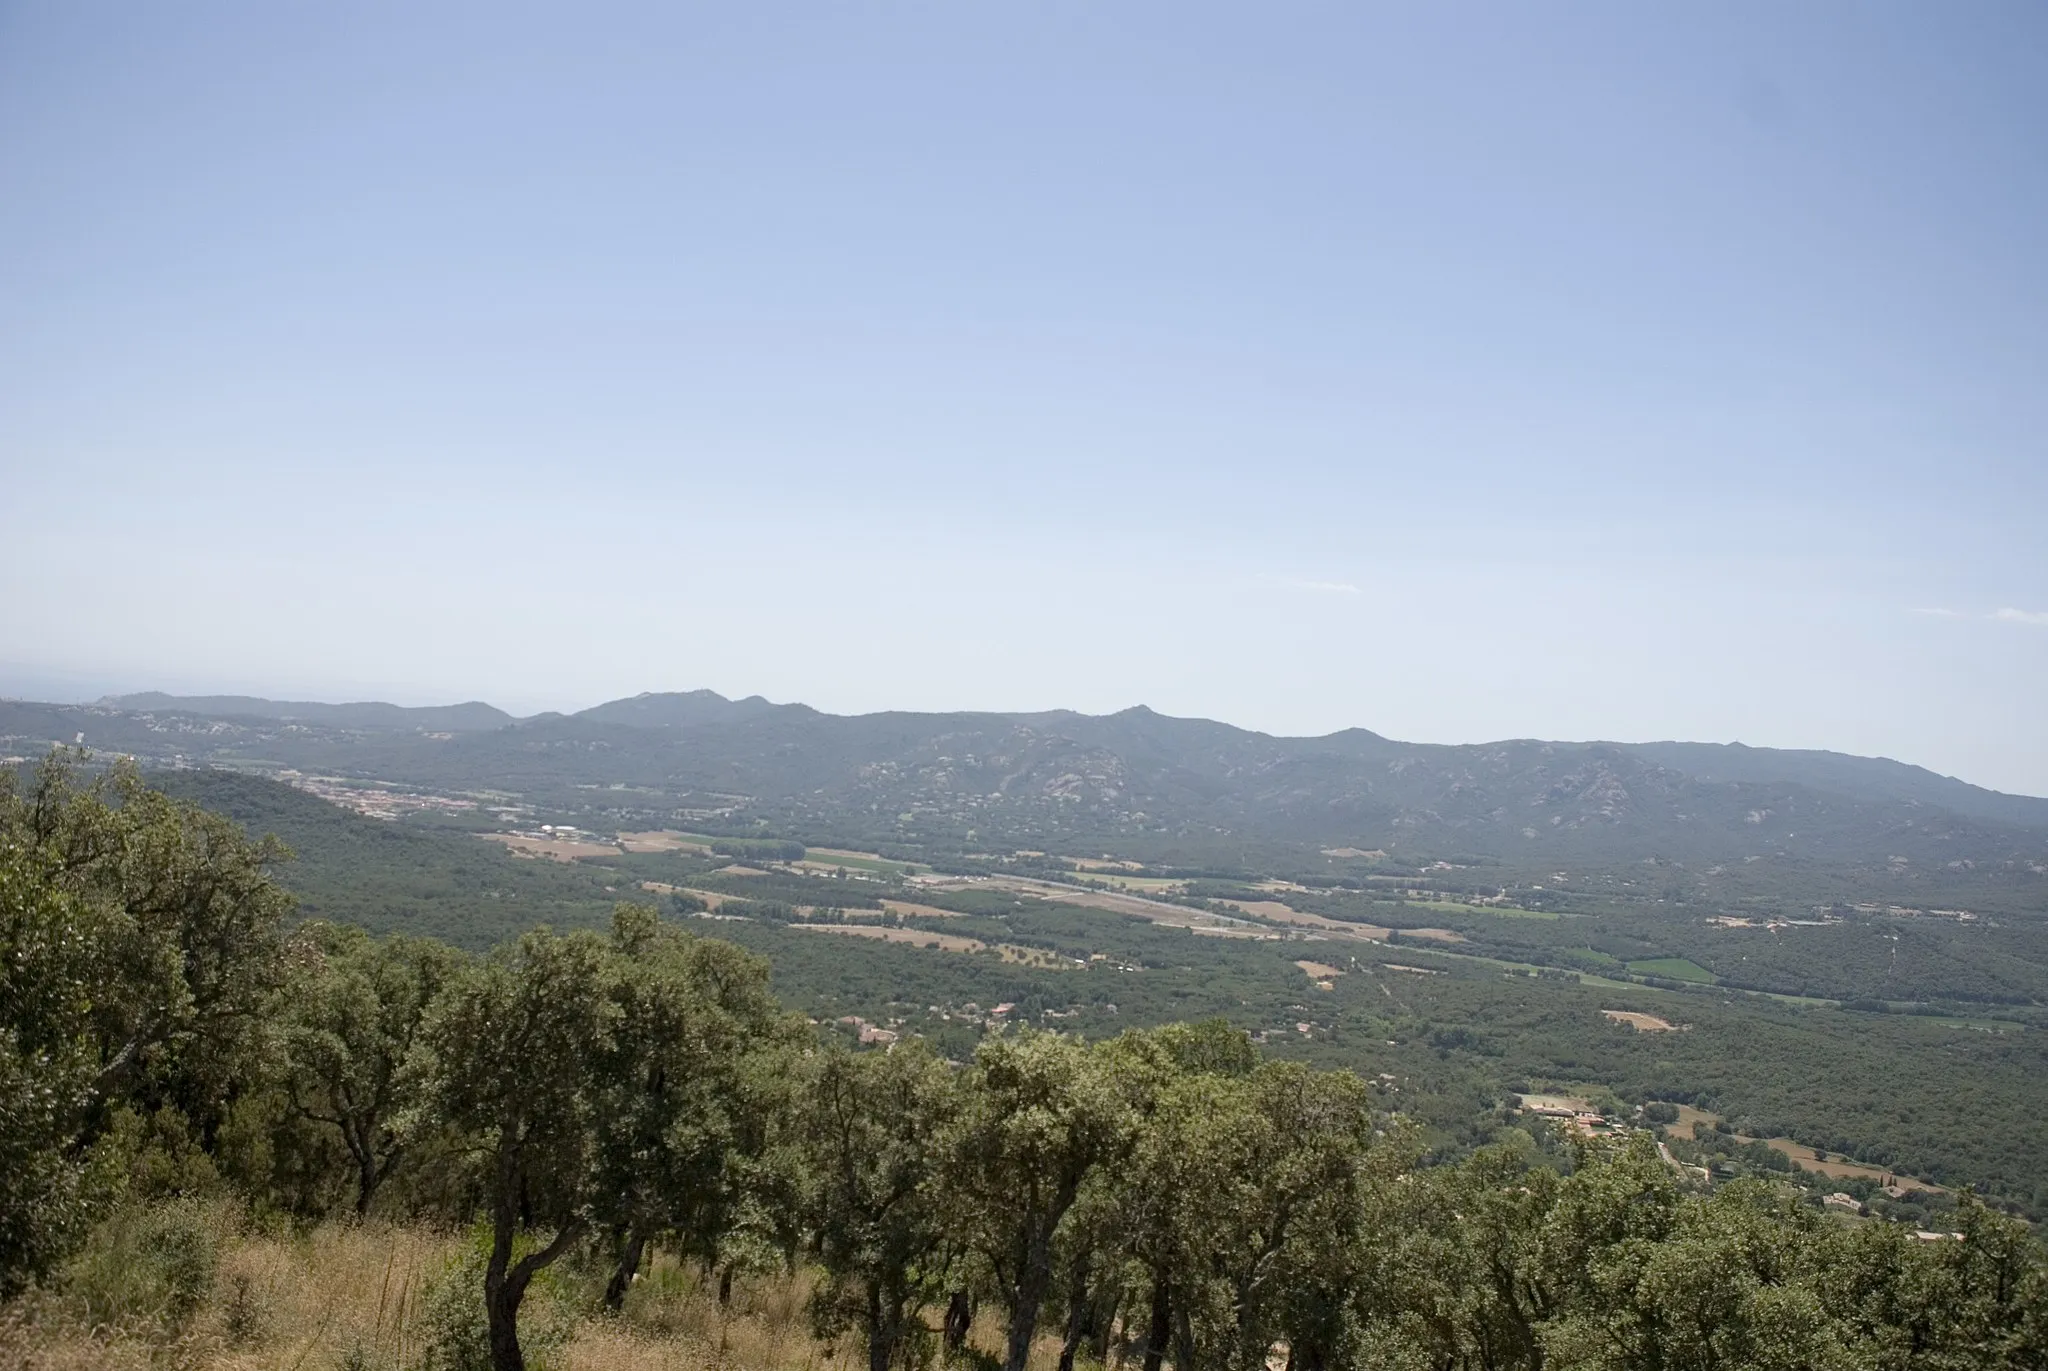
866 1283 899 1371
1172 1300 1196 1371
483 1157 585 1371
1092 1291 1120 1365
354 1150 379 1216
1140 1279 1172 1371
944 1290 974 1353
1005 1223 1061 1371
1057 1253 1093 1371
718 1266 734 1306
603 1227 647 1313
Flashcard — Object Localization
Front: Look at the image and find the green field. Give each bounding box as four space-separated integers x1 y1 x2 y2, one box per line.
1398 897 1560 920
1628 957 1717 983
1065 871 1185 891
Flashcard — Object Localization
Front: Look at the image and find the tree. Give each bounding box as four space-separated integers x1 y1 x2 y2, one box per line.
421 928 615 1371
947 1030 1132 1371
0 751 291 1293
591 905 795 1310
801 1041 959 1371
0 839 104 1294
277 922 460 1215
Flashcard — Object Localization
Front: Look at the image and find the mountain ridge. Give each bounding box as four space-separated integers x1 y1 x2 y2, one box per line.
8 691 2042 894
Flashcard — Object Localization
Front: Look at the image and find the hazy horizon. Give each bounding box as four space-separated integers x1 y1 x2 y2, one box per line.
4 4 2043 794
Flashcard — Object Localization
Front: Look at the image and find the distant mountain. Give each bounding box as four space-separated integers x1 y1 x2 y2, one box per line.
8 691 2044 895
1618 741 2048 831
105 692 514 733
570 690 788 729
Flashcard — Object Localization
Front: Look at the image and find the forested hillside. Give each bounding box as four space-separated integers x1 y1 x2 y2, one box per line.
4 752 2045 1371
89 766 2048 1219
6 694 2047 908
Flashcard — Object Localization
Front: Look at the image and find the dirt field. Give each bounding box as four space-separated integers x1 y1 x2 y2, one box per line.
974 876 1258 933
1518 1092 1596 1114
617 830 714 853
712 863 771 877
1321 847 1386 859
1227 900 1391 939
1383 964 1445 976
480 832 619 862
1295 960 1346 979
1603 1010 1683 1031
793 924 987 953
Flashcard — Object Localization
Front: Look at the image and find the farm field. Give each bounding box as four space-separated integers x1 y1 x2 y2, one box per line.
479 831 621 861
1068 871 1184 891
1628 957 1717 983
793 923 986 953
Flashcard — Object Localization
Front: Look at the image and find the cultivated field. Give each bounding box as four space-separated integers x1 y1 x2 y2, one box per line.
793 924 985 953
616 830 716 853
878 899 965 919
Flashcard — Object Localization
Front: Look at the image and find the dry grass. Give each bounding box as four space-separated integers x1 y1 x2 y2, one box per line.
0 1213 465 1371
0 1210 1084 1371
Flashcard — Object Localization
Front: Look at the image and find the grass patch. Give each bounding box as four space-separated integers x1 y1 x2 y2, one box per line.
1628 957 1717 983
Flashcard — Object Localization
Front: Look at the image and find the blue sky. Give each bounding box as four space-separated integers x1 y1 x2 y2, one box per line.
2 3 2044 794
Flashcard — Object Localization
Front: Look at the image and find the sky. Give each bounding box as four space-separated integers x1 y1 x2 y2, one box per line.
2 3 2044 794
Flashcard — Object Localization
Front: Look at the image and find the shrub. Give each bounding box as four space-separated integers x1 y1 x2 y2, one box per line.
418 1228 570 1371
61 1198 222 1332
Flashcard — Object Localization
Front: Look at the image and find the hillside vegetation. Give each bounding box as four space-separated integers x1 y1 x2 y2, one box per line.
8 694 2046 905
6 751 2047 1371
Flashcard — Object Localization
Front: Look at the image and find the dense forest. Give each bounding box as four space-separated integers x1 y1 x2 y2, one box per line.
5 752 2047 1371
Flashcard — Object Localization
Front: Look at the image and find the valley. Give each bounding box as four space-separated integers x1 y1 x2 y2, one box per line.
8 685 2025 1224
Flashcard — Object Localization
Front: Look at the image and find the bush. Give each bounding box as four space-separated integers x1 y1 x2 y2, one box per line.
419 1228 570 1371
61 1198 222 1332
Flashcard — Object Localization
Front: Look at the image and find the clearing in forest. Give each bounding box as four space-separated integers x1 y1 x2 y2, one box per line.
616 830 714 853
1227 900 1391 938
1603 1009 1683 1031
1628 957 1716 983
479 832 619 862
793 924 986 953
879 899 965 919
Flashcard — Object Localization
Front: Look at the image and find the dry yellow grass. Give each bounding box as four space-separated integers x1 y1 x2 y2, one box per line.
0 1210 1084 1371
